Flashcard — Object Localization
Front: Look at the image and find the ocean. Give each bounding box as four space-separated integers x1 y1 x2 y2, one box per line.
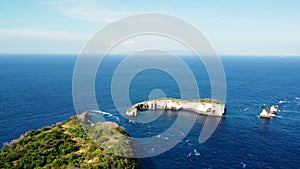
0 54 299 168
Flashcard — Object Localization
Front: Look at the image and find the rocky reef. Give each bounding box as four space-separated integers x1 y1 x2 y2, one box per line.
126 98 226 117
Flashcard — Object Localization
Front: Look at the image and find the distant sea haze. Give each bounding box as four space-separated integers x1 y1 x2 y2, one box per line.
0 54 299 168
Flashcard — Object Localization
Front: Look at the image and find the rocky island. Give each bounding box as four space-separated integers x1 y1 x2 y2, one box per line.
0 112 138 169
126 98 226 117
259 105 279 119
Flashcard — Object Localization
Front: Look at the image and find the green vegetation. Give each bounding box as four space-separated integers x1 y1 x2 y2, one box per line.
264 107 270 113
190 98 224 104
0 114 138 169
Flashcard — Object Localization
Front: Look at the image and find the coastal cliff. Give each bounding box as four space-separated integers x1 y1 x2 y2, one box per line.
126 98 226 117
0 112 138 169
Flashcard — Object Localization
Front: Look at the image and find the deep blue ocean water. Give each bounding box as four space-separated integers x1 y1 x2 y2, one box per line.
0 54 300 168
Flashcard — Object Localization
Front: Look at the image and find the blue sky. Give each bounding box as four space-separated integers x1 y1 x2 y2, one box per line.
1 0 300 55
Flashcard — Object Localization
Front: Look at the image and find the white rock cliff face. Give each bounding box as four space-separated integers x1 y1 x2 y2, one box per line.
270 105 278 114
259 109 271 119
126 98 226 117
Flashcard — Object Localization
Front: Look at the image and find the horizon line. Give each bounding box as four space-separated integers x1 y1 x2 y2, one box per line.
0 53 300 57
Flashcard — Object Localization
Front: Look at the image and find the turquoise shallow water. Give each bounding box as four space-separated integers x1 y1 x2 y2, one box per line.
0 54 299 168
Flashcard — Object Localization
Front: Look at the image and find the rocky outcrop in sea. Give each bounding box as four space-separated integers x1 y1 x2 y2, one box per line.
126 98 226 117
